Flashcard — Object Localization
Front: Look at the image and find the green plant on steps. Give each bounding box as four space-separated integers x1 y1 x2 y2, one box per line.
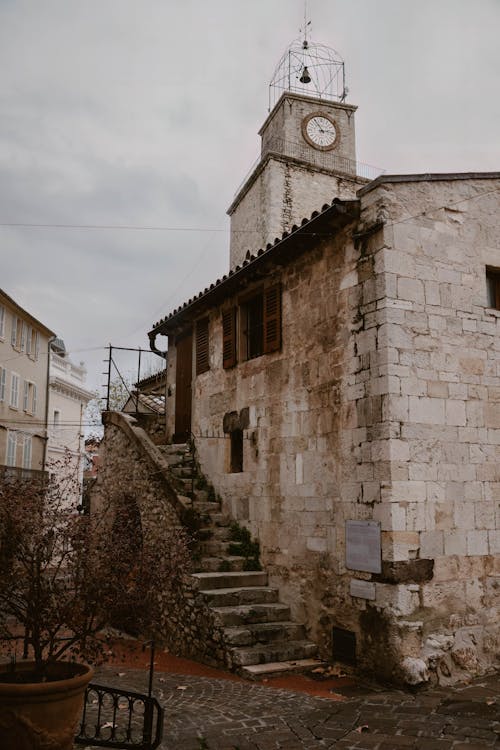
218 559 232 572
228 522 261 571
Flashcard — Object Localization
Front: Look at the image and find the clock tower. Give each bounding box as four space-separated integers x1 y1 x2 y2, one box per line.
227 34 371 268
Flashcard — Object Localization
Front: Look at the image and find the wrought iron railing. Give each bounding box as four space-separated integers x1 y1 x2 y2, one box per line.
232 137 385 198
74 682 164 750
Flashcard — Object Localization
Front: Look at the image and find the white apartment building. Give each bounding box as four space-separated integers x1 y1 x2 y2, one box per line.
47 338 94 504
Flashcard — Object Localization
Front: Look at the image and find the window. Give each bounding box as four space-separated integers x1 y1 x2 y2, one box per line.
22 381 36 414
26 325 32 355
6 431 17 466
230 429 244 473
20 322 27 352
10 373 19 408
222 308 237 369
0 304 5 339
221 284 282 370
195 317 210 375
11 316 19 347
23 380 29 411
0 367 5 402
244 293 264 359
241 285 281 361
53 410 60 427
486 268 500 310
34 330 40 360
22 435 32 470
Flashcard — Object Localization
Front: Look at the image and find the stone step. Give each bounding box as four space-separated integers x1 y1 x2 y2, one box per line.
199 540 235 556
170 465 195 479
224 621 305 647
210 513 232 527
191 501 222 514
200 586 279 607
229 640 318 667
157 443 190 456
196 556 247 573
199 526 232 541
171 476 194 492
240 658 327 680
192 571 268 590
211 602 290 626
191 490 212 504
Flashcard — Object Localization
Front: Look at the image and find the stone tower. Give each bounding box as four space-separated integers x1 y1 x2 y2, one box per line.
227 35 370 268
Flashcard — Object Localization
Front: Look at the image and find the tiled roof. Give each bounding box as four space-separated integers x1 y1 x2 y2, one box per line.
149 197 359 335
135 368 167 389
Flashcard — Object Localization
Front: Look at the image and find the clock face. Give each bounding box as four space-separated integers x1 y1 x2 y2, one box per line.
302 113 338 151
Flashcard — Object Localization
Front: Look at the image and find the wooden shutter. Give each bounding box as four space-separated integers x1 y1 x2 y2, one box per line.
222 308 237 369
263 284 281 354
195 317 210 375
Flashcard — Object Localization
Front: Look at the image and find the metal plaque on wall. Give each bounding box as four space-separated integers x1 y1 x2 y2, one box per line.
345 520 381 573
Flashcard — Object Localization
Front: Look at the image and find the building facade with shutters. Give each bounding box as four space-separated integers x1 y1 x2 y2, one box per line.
47 339 94 504
149 170 500 684
145 36 500 683
0 288 55 477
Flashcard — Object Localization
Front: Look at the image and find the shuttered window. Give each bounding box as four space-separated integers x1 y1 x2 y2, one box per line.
222 308 237 369
195 317 210 375
263 284 281 354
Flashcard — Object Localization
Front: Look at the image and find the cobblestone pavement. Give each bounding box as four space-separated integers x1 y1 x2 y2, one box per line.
88 666 500 750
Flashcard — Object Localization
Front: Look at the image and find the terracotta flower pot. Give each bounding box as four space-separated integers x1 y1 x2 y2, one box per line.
0 661 94 750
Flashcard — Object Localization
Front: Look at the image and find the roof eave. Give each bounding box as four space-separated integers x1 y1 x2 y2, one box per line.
150 198 360 337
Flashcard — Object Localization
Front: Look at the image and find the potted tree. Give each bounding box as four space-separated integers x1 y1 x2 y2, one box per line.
0 464 191 750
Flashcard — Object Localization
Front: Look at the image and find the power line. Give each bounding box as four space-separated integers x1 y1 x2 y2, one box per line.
0 222 227 232
0 183 499 234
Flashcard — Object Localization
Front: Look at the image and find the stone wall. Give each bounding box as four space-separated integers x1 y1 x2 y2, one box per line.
352 176 500 683
229 155 361 268
166 175 500 684
168 223 370 666
90 411 227 666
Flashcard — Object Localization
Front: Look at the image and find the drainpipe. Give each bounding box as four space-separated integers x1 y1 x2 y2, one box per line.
42 336 57 473
148 331 167 359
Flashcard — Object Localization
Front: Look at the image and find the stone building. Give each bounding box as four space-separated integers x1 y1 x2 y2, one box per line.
0 288 55 477
145 37 500 683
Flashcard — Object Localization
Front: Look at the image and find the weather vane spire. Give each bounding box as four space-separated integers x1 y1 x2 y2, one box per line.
301 0 311 48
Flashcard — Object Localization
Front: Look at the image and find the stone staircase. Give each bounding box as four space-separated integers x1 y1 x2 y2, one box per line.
158 442 324 678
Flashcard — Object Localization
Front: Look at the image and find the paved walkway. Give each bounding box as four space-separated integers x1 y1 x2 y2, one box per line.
89 665 500 749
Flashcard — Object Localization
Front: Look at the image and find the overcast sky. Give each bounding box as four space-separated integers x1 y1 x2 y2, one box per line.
1 0 500 392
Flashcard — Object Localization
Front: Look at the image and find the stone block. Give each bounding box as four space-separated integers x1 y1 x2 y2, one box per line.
383 531 420 561
485 403 500 428
419 530 444 557
374 582 419 616
445 399 466 426
409 463 438 481
409 396 445 424
444 530 467 556
466 530 489 555
372 501 406 530
306 536 328 553
454 500 475 529
488 530 500 554
398 276 424 304
427 380 449 398
387 480 426 503
475 500 495 529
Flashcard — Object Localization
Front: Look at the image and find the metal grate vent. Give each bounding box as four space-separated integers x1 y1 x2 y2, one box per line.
332 626 356 665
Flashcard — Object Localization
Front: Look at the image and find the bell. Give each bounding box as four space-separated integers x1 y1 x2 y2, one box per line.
299 66 311 84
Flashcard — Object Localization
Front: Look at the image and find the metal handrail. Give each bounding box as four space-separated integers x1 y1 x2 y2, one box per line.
75 682 164 749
